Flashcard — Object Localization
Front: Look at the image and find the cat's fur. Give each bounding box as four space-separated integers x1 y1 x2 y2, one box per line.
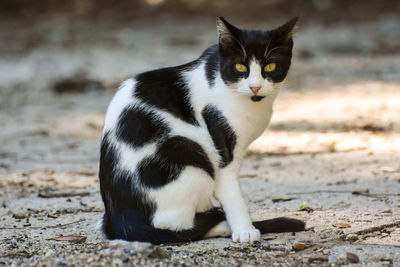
99 17 305 245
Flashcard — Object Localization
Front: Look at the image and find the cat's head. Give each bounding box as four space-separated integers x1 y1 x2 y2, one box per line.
217 17 298 101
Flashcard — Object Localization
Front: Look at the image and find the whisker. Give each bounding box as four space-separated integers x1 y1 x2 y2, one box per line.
265 46 286 60
263 39 272 58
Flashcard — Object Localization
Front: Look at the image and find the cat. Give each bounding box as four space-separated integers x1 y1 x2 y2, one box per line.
99 16 305 245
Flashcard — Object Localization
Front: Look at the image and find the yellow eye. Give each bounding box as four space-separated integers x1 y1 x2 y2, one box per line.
264 63 276 72
235 63 247 72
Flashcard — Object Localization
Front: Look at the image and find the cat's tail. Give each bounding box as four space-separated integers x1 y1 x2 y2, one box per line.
205 216 305 239
253 217 306 233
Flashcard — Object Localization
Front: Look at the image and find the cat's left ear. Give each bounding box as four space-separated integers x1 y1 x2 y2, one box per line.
273 17 299 41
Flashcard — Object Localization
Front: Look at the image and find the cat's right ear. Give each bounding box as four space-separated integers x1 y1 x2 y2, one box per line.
217 16 242 48
273 17 299 41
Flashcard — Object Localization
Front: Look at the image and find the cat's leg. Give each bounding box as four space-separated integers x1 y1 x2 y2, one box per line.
214 161 261 243
149 167 214 231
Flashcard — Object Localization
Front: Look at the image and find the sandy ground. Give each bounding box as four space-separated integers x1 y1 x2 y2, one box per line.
1 16 400 266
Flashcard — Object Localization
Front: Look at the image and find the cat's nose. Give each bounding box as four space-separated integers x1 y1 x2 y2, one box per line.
249 86 261 94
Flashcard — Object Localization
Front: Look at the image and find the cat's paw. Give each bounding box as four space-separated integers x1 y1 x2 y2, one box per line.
232 228 260 243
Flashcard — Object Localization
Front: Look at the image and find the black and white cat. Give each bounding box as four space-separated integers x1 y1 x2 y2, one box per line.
99 17 305 245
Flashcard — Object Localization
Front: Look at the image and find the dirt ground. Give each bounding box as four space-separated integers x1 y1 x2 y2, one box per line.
1 13 400 266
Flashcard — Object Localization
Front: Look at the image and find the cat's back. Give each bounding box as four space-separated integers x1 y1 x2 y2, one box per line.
104 59 208 135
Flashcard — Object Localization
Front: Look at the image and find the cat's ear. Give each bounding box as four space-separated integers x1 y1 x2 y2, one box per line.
273 17 299 41
216 16 242 48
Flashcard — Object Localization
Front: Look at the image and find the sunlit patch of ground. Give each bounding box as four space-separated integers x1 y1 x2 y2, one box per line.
250 80 400 155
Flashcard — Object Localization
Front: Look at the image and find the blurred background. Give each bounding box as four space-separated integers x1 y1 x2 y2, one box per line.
1 0 400 100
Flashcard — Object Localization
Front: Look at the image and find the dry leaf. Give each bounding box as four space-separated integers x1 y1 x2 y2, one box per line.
333 222 351 228
309 254 329 262
292 243 307 251
50 235 87 243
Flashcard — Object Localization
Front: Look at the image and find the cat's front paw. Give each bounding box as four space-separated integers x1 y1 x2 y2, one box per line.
232 228 260 243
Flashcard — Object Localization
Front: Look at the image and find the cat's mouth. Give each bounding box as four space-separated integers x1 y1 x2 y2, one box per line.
250 95 265 102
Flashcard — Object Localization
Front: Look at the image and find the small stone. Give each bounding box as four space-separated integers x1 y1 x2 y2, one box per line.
44 251 52 259
346 252 359 263
57 262 68 267
13 212 26 219
46 169 55 175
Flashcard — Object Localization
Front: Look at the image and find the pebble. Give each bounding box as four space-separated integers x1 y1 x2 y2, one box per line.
13 211 26 219
44 251 52 259
346 252 360 263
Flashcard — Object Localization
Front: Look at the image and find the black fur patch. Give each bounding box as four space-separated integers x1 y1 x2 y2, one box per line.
134 62 199 126
202 105 236 167
99 132 156 240
116 105 170 148
137 136 214 188
202 45 219 87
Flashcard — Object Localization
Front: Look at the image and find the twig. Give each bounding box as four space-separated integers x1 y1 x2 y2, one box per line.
38 191 91 198
0 218 86 230
288 190 355 195
351 191 399 198
272 197 295 203
352 221 400 236
288 190 400 198
247 146 367 158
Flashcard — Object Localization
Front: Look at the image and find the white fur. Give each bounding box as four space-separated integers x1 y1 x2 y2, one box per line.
118 141 158 177
149 167 215 231
103 56 283 243
103 79 136 133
